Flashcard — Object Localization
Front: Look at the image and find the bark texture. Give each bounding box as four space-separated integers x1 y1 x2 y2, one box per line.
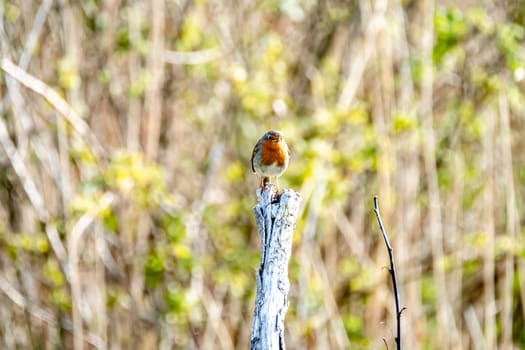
250 186 301 350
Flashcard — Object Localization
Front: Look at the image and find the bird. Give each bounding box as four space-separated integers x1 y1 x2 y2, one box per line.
251 130 290 191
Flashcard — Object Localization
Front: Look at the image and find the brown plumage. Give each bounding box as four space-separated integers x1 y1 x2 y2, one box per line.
251 130 290 191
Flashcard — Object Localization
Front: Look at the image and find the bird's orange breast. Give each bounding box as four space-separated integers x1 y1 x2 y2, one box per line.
260 140 288 166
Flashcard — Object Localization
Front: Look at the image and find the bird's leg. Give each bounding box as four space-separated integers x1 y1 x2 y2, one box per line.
262 176 270 188
275 177 280 193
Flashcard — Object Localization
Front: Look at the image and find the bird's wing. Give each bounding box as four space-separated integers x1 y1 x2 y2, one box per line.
251 143 258 173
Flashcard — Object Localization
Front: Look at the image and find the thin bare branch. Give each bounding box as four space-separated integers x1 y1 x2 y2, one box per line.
163 48 222 65
144 0 165 160
374 196 402 350
0 58 104 157
0 276 105 349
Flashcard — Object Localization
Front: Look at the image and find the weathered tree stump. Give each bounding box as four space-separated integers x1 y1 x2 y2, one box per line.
250 185 301 350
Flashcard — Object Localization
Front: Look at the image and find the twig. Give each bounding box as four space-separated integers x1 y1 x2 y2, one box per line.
68 192 115 350
19 0 54 69
337 4 386 109
0 109 69 277
163 48 222 65
0 0 53 116
373 196 402 350
0 276 105 349
144 0 165 161
382 337 389 350
0 58 104 157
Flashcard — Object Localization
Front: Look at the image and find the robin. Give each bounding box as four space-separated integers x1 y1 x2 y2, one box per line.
251 130 290 191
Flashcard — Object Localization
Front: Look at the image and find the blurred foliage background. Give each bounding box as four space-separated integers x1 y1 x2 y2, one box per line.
1 0 525 349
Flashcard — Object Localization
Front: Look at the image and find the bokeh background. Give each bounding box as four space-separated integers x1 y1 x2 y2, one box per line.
1 0 525 349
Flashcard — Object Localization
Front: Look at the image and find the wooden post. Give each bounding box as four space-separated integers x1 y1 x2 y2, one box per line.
250 185 301 350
